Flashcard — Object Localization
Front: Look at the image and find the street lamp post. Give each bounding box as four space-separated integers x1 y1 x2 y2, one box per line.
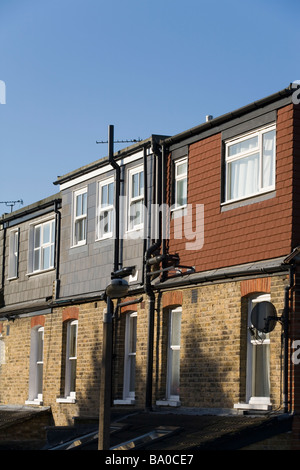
98 278 129 450
98 297 113 450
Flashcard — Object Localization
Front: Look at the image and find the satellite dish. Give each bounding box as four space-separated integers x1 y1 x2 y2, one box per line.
250 301 277 333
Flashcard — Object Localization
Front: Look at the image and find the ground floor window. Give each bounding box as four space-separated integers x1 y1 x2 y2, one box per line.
247 294 271 406
65 319 78 400
26 326 44 404
166 307 182 402
123 312 137 402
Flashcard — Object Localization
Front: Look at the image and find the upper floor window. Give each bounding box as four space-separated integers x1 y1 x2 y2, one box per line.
96 177 114 240
8 228 19 279
174 158 188 209
128 165 144 231
30 219 55 273
225 125 276 203
73 188 87 246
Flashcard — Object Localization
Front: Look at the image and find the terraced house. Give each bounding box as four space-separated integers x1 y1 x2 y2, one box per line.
1 84 300 449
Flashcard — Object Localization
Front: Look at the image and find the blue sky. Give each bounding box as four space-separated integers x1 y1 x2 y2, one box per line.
0 0 299 212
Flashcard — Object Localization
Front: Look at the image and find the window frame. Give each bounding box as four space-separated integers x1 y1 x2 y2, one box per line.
26 325 44 405
224 124 276 204
27 217 56 275
0 334 5 366
127 164 144 232
33 220 55 273
123 311 137 402
246 294 271 406
166 306 182 403
65 319 78 400
96 176 115 240
72 187 88 247
8 228 19 279
174 157 188 211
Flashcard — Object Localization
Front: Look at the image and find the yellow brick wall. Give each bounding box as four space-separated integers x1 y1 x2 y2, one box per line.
0 274 289 426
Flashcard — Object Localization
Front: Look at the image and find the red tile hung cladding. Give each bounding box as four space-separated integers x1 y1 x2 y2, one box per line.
292 103 300 247
168 104 294 273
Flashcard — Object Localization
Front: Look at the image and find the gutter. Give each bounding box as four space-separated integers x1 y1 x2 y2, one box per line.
0 194 62 226
160 85 293 148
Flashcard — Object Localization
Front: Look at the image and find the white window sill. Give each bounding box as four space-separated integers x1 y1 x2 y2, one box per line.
26 267 55 277
25 399 43 406
125 227 144 237
234 402 272 411
113 399 135 405
171 206 187 219
70 242 87 249
56 397 76 404
95 234 113 242
221 188 275 209
156 399 181 407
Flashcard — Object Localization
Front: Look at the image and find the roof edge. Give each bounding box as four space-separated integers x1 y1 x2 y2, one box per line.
160 85 293 147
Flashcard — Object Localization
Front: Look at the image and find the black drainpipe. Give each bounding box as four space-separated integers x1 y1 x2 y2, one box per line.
1 224 6 292
144 142 162 411
283 263 295 413
108 125 121 273
54 200 61 299
142 145 148 287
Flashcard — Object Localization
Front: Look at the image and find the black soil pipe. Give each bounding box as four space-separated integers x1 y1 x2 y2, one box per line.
1 225 6 291
54 200 61 299
283 264 295 413
108 125 120 272
144 144 162 411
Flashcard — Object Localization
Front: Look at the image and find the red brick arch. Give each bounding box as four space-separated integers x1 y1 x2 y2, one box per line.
240 277 271 297
31 315 45 328
162 290 183 309
62 306 79 322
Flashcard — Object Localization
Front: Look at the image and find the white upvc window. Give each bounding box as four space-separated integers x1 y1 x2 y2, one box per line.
8 228 19 279
26 326 44 405
123 312 137 402
225 125 276 203
96 177 114 240
246 294 271 407
174 158 187 209
32 219 55 273
128 165 144 231
166 307 182 403
0 335 5 366
73 187 87 246
65 320 78 400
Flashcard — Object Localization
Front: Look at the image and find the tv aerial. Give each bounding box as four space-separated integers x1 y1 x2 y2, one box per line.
0 199 23 213
250 301 279 334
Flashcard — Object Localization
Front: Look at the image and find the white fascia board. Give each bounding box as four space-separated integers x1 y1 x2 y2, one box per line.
59 150 144 191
